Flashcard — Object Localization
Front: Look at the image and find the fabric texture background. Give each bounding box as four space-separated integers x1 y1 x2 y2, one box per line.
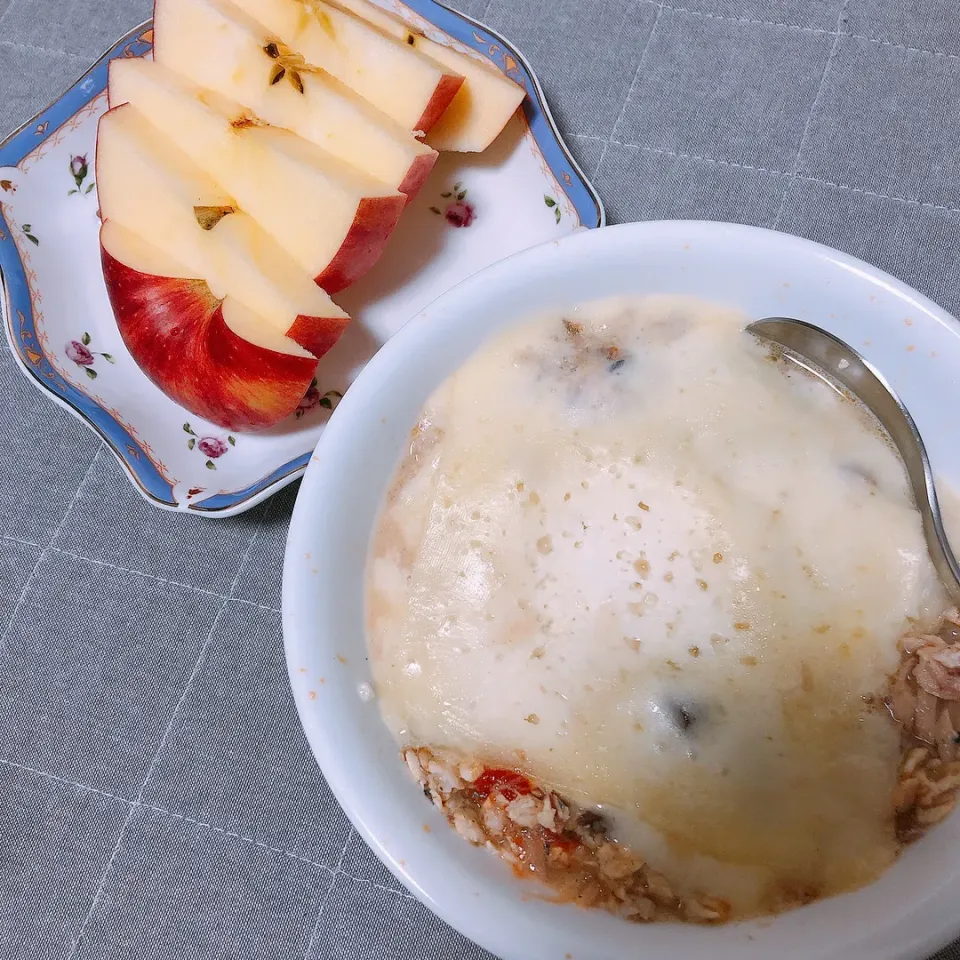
1 0 960 956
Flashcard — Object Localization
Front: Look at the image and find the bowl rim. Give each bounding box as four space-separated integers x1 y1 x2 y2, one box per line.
283 219 960 960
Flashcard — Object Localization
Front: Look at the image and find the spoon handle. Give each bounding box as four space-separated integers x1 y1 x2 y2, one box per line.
748 317 960 606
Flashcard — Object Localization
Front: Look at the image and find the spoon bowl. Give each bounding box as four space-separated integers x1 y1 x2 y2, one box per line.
748 316 960 604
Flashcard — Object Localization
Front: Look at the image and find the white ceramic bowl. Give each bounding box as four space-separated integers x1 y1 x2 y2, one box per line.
283 220 960 960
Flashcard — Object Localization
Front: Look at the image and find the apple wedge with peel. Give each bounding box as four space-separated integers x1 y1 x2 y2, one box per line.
108 57 405 293
418 42 525 153
207 213 349 358
96 102 350 355
324 0 526 152
228 0 464 132
97 105 350 429
152 0 437 198
100 220 320 432
270 70 437 199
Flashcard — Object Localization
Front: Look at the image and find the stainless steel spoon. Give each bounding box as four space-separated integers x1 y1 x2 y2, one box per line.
747 316 960 604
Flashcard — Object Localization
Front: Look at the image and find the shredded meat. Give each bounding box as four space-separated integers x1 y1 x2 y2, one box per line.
402 746 730 926
887 609 960 839
915 642 960 700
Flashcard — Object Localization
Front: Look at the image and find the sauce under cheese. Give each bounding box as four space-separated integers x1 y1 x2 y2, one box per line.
366 295 950 917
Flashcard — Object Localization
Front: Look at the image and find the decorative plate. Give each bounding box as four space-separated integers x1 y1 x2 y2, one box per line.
0 2 603 516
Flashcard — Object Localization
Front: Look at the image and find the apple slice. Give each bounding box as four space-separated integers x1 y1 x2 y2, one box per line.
109 57 405 292
96 101 233 279
227 0 464 132
100 219 319 432
233 122 405 292
96 101 350 356
207 213 348 358
152 0 437 198
417 42 525 153
275 71 438 198
321 0 404 37
324 0 526 152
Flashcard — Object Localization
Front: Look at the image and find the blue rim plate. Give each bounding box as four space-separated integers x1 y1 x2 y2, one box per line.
0 4 604 516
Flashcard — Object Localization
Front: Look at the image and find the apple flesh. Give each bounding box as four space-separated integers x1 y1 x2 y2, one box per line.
108 57 405 292
152 0 437 198
325 0 526 152
96 102 350 356
228 0 464 132
100 220 319 432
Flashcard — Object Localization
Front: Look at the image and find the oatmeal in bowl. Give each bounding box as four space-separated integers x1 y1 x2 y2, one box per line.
283 221 960 960
366 294 960 924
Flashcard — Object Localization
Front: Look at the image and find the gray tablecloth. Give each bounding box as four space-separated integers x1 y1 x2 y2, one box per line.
1 0 959 957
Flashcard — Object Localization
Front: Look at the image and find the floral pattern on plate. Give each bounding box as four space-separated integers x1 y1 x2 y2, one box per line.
182 422 236 470
66 330 114 378
296 380 343 419
68 153 96 197
429 182 476 226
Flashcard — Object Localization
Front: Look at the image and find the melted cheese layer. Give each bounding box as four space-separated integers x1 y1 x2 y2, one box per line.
366 296 949 916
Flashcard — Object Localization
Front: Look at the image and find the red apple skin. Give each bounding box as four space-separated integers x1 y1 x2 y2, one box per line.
314 194 406 293
101 239 319 432
287 313 350 358
414 74 464 134
397 149 438 202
